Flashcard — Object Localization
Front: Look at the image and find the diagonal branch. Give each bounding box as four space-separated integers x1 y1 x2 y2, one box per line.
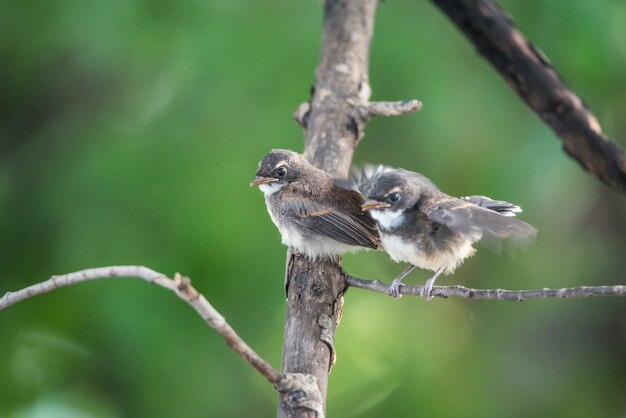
0 266 281 384
431 0 626 194
345 275 626 301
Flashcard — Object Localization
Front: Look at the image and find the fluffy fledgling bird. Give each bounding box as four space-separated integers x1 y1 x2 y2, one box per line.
251 150 379 259
357 166 536 299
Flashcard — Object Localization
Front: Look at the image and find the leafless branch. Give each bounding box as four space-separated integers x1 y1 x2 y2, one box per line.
294 99 422 128
345 275 626 301
281 1 384 417
431 0 626 194
0 266 281 384
277 373 325 417
364 99 422 118
284 2 424 416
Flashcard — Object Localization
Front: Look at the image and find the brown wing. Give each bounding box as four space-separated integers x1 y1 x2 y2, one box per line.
282 189 379 250
426 197 536 250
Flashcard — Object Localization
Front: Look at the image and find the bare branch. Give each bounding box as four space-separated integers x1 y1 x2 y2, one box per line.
365 99 422 118
0 266 281 384
431 0 626 194
277 373 325 417
344 275 626 301
281 1 382 416
284 2 423 416
296 98 422 129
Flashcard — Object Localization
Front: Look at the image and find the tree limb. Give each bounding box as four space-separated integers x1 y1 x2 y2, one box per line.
282 1 381 416
431 0 626 194
294 99 422 127
282 1 422 416
0 266 281 384
345 275 626 301
364 99 422 118
1 267 328 414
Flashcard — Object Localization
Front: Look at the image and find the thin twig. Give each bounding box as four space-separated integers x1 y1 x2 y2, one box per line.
344 275 626 301
296 98 422 129
365 100 422 117
0 266 281 384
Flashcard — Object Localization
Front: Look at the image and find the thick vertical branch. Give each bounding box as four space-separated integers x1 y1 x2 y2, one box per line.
279 1 378 417
303 0 378 177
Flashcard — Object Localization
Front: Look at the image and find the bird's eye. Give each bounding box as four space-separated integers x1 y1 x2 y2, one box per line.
387 193 401 202
276 167 287 177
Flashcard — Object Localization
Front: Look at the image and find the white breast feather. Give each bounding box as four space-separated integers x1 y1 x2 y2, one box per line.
263 194 357 259
369 209 404 229
259 183 285 196
380 233 476 273
278 223 357 258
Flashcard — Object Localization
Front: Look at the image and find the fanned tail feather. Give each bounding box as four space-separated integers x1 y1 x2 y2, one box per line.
462 195 522 217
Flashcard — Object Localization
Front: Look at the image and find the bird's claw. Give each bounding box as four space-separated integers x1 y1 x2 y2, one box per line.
388 279 403 298
420 280 434 301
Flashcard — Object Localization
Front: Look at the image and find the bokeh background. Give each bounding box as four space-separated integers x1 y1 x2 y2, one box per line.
1 0 625 416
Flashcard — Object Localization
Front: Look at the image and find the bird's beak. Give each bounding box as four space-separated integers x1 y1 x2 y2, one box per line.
361 200 391 211
250 176 278 187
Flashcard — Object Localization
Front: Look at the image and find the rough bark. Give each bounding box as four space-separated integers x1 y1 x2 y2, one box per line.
431 0 626 195
279 1 378 417
303 0 379 177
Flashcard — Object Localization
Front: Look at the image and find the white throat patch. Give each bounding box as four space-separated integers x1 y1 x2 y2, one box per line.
259 182 284 196
370 209 404 229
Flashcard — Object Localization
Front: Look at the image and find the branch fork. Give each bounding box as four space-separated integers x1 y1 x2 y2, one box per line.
294 97 422 128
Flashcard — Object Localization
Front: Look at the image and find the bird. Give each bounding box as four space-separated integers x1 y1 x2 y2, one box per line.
250 149 379 259
357 165 536 299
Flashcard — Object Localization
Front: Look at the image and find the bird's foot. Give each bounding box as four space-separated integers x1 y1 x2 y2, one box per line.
420 278 435 301
388 278 404 298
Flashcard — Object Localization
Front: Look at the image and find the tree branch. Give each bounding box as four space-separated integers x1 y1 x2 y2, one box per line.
431 0 626 194
363 99 423 118
282 0 423 416
0 266 281 384
345 275 626 301
284 2 425 415
294 99 422 127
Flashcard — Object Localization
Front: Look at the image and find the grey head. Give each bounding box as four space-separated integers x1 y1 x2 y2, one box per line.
250 149 321 194
358 165 438 213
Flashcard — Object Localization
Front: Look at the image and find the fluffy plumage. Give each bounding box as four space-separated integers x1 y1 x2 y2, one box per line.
252 150 379 259
357 165 536 298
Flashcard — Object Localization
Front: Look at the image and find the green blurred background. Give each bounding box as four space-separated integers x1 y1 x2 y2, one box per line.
1 0 625 416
